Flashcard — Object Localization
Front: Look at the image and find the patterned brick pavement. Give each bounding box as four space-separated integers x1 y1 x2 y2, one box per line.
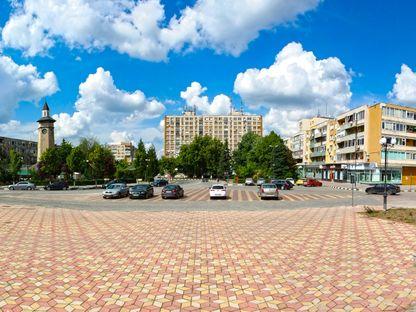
0 204 415 311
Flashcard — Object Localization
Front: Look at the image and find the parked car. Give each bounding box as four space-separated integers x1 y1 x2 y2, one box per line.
303 178 323 187
245 178 255 186
256 178 265 186
152 179 169 187
102 179 126 189
201 175 209 182
209 184 228 199
129 184 154 199
272 179 293 190
365 184 401 195
295 179 306 186
286 178 295 186
161 184 184 199
258 183 279 200
102 183 129 199
8 181 36 190
44 181 69 190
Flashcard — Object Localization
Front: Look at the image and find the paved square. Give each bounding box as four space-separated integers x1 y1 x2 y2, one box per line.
0 204 415 311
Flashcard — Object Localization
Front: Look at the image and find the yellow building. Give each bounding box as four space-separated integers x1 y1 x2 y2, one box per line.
164 109 263 157
288 102 416 185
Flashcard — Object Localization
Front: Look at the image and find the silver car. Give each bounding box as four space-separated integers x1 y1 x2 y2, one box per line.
256 178 265 186
102 183 129 199
258 183 279 200
8 181 36 190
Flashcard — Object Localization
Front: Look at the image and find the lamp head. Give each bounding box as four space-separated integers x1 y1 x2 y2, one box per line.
391 138 397 145
379 137 387 145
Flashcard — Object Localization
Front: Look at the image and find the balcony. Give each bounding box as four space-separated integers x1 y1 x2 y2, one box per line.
336 132 364 143
336 145 364 155
310 151 325 158
338 119 364 131
309 141 324 148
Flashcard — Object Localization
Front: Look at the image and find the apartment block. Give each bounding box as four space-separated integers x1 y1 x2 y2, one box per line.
108 142 135 163
164 109 263 157
0 136 38 165
287 102 416 185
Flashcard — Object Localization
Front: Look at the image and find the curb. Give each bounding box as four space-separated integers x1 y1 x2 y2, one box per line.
326 185 363 192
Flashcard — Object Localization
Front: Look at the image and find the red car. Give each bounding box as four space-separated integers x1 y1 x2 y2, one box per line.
303 178 322 187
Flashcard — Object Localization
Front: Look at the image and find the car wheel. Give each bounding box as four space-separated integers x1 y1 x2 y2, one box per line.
27 187 32 190
9 186 14 190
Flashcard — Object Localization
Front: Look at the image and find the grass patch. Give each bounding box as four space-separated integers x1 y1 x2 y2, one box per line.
360 206 416 225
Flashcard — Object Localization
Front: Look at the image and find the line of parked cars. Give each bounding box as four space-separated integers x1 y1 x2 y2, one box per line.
102 178 187 200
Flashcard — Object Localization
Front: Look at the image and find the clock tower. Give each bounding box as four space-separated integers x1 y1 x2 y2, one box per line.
37 101 56 162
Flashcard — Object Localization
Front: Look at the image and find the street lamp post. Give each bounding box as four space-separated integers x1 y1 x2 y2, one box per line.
144 158 150 182
380 137 396 211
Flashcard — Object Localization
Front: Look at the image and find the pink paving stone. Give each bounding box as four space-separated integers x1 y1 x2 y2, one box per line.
0 205 415 311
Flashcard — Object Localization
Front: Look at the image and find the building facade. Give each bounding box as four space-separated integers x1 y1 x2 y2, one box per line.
164 109 263 157
37 102 56 162
108 142 135 163
287 102 416 185
0 136 37 165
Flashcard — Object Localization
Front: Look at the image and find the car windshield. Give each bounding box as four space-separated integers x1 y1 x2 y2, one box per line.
107 184 122 189
263 184 276 188
133 185 148 190
164 185 177 190
212 185 224 190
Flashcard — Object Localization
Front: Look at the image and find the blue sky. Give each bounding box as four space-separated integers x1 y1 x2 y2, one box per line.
1 0 416 151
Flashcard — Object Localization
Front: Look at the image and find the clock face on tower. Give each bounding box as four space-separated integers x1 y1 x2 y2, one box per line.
42 128 48 134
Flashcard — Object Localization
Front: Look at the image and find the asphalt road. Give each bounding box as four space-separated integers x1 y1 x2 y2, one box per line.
1 180 415 211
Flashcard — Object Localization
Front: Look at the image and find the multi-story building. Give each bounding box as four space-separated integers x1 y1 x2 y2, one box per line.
108 142 135 163
0 136 38 165
164 109 263 157
287 102 416 185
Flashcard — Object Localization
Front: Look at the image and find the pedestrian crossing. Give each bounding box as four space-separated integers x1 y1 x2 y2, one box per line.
96 188 352 202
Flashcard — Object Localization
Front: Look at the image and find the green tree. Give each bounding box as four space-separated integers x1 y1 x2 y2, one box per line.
0 147 10 183
133 140 147 180
58 139 73 179
231 131 297 179
232 132 261 178
115 159 130 179
38 147 62 179
8 149 22 183
159 156 177 176
217 141 231 178
88 145 116 180
145 145 159 181
177 136 226 178
67 146 87 176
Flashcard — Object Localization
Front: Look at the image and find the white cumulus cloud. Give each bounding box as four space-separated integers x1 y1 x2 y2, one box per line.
53 67 165 142
234 42 352 136
388 64 416 106
0 54 58 123
1 0 320 61
180 81 231 115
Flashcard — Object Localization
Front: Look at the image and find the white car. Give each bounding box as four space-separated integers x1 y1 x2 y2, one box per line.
209 184 228 199
245 178 255 186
